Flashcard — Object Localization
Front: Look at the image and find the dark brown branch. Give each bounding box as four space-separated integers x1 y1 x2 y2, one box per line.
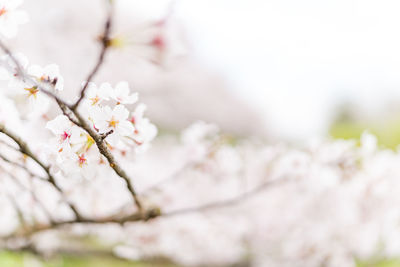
71 111 143 211
3 177 288 241
0 5 144 218
0 124 83 221
56 99 81 126
100 129 114 140
0 23 142 215
7 207 161 238
71 10 113 110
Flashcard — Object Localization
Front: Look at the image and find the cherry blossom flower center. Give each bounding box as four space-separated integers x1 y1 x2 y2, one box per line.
0 7 7 17
24 86 39 98
151 35 165 50
108 117 119 128
61 131 71 141
78 154 87 167
90 96 100 105
40 75 50 82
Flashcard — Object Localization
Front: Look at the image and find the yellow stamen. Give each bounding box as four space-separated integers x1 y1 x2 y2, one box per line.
0 7 7 16
108 118 119 128
24 87 39 98
40 75 50 82
109 36 126 48
78 154 87 168
90 96 100 105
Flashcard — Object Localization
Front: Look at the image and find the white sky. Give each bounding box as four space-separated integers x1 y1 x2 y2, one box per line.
172 0 400 139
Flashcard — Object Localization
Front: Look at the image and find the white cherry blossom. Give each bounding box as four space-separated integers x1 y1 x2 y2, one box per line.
110 81 138 105
128 103 157 149
0 0 28 38
19 87 49 118
27 64 64 91
91 104 134 146
84 82 111 106
46 115 85 152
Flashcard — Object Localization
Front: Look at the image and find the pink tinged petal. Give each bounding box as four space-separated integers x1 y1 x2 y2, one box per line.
125 92 138 104
69 127 85 144
46 115 70 135
132 103 147 122
98 83 111 100
117 120 134 136
115 81 130 95
113 104 129 121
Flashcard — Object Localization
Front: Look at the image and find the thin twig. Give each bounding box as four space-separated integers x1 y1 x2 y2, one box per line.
139 162 196 196
0 153 47 180
100 129 114 140
71 9 113 110
0 40 71 108
162 178 287 217
0 23 143 213
0 124 83 221
3 177 288 240
72 111 143 212
56 99 81 126
1 167 55 225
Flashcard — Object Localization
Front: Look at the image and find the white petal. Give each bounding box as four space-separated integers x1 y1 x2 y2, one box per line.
113 104 129 120
46 115 70 135
27 65 43 77
117 120 134 136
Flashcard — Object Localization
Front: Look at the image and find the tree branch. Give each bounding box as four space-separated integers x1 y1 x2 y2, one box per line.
100 129 114 140
0 40 72 108
3 177 288 241
71 9 113 110
0 28 143 213
0 124 83 221
71 111 143 212
1 168 55 225
0 153 47 180
162 178 287 217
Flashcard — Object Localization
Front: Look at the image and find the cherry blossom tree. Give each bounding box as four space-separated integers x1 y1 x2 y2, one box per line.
3 1 400 267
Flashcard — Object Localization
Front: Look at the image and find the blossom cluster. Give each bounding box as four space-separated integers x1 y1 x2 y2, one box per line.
4 1 400 267
0 53 63 118
46 81 157 178
0 0 157 181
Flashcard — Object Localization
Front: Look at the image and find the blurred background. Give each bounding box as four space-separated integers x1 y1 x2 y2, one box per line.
5 0 400 266
13 0 400 146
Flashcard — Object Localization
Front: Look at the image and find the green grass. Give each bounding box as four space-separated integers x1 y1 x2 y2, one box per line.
357 258 400 267
330 118 400 149
0 251 177 267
